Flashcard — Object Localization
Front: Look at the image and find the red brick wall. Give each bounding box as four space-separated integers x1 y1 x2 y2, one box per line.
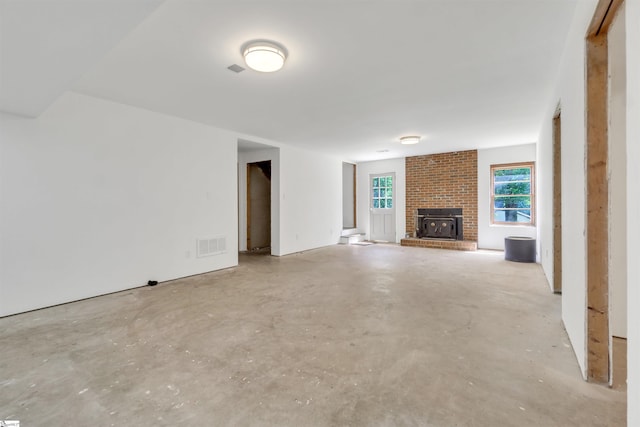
406 150 478 241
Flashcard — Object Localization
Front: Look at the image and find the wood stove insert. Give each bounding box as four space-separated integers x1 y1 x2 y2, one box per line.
416 208 463 240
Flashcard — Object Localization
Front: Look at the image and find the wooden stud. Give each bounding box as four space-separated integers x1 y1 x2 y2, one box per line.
584 0 624 384
553 110 562 294
586 32 609 384
587 0 625 37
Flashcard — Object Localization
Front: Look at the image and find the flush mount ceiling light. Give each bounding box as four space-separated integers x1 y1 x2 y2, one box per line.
242 41 287 72
400 136 421 145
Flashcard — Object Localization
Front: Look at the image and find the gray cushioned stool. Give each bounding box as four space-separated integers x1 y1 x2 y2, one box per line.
504 236 536 263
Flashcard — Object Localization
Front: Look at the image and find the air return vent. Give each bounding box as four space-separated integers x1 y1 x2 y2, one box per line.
197 236 227 258
227 64 245 73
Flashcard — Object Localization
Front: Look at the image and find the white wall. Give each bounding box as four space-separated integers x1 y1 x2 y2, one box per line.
278 146 343 256
0 90 347 315
237 148 280 254
356 158 406 243
537 0 599 377
608 4 627 339
0 92 238 317
625 0 639 424
477 144 537 251
239 145 344 257
537 5 639 412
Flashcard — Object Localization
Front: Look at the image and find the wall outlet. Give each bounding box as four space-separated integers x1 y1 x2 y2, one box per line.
185 250 191 258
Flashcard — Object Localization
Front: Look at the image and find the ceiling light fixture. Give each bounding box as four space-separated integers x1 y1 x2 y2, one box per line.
242 41 287 72
400 135 421 145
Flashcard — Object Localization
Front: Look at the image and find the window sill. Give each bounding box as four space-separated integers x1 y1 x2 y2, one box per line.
490 223 536 228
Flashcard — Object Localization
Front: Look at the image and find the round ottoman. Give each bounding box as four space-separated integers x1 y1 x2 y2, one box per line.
504 236 536 263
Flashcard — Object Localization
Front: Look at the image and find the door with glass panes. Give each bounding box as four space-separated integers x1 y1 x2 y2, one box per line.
369 173 395 242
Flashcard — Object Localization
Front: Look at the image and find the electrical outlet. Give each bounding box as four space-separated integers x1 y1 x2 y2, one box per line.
185 251 191 258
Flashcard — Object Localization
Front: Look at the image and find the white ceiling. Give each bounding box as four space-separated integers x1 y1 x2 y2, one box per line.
0 0 163 117
3 1 578 162
237 138 276 153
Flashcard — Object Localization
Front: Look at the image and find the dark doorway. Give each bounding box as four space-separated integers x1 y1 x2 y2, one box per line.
247 161 271 252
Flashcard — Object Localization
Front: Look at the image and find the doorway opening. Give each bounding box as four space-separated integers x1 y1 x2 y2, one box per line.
369 173 396 242
342 162 356 229
247 160 271 254
585 0 626 386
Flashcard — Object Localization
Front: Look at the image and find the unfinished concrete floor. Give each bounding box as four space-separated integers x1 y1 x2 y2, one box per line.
0 244 626 426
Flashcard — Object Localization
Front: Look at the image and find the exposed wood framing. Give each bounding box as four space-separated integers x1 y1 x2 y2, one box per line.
553 110 562 294
584 0 624 384
586 22 610 386
587 0 625 36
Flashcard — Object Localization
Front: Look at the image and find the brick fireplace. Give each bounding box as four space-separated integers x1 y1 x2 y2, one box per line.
402 150 478 251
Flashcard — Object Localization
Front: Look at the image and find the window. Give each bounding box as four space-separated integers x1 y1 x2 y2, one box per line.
372 176 393 209
491 162 535 225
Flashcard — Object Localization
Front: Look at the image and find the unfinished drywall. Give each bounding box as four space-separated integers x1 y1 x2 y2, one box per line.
537 0 600 377
356 158 406 243
608 3 627 339
278 146 343 256
238 148 280 254
477 144 537 251
626 0 639 424
0 92 238 317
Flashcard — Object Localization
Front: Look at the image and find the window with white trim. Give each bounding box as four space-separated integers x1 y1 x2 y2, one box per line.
491 162 535 225
372 175 393 209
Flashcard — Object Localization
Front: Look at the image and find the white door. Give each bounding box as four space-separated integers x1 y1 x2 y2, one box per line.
370 173 396 242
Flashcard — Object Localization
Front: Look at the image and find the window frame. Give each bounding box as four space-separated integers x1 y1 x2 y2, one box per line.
371 175 394 210
490 161 535 226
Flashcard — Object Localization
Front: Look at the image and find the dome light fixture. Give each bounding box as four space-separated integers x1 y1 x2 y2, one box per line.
400 135 421 145
242 41 287 73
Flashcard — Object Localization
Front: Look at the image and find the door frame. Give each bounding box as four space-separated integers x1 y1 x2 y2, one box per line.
585 0 625 383
553 107 562 294
246 160 272 252
369 172 396 242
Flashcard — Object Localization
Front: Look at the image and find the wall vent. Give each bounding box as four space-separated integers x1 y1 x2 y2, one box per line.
227 64 245 73
197 236 227 258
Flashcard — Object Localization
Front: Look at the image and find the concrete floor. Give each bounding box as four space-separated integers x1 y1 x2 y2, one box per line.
0 244 626 426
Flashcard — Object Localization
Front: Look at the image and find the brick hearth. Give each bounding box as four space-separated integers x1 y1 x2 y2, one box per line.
401 237 477 251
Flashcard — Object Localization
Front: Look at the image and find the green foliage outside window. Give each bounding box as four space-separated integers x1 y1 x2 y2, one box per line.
492 165 534 224
372 175 393 209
